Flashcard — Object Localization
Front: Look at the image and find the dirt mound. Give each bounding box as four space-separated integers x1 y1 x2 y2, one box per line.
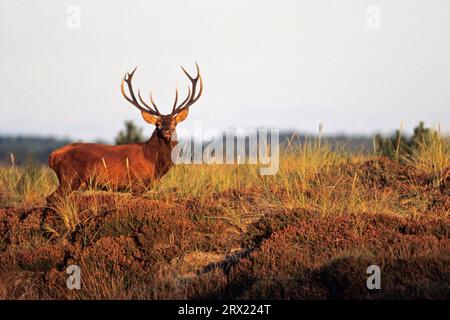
325 157 443 191
0 194 245 299
354 157 414 189
225 210 450 299
0 171 448 299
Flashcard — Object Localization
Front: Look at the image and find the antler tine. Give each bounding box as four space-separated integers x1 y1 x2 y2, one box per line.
137 90 160 115
121 67 160 116
172 88 179 113
172 86 191 114
181 65 194 80
149 92 161 114
172 63 203 114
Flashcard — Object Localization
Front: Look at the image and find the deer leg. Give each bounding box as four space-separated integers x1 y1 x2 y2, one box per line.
131 177 156 196
130 184 147 196
46 176 81 206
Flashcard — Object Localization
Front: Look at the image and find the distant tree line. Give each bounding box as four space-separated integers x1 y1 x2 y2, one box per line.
115 121 144 145
0 136 71 165
112 120 376 153
0 121 437 165
373 122 436 159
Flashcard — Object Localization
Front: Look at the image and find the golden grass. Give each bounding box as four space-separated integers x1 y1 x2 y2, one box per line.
0 132 448 233
0 163 55 208
410 129 450 185
44 195 81 239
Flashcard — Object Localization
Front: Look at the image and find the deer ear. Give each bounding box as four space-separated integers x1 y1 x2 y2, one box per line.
141 111 159 124
174 108 189 123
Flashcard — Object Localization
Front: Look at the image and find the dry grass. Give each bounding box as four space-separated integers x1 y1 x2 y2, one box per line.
0 163 55 208
410 129 450 185
0 133 448 299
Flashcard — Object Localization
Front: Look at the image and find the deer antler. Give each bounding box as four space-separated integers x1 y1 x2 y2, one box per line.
171 63 203 115
121 67 160 116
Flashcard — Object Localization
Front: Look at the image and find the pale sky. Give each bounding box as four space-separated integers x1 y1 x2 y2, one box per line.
0 0 449 141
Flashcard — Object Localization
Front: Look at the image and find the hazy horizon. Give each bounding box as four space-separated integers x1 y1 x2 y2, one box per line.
1 0 449 141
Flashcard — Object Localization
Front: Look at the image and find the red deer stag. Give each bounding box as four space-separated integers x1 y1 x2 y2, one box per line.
47 64 203 203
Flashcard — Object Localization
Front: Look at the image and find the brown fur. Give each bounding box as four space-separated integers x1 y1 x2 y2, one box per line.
47 129 176 203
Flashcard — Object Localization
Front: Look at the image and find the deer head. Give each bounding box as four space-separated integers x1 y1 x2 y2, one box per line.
121 63 203 143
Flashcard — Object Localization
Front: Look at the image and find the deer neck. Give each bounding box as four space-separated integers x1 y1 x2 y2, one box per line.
143 129 177 169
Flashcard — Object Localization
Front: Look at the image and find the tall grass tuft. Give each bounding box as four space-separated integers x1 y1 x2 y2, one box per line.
44 194 81 238
0 160 56 207
411 129 450 185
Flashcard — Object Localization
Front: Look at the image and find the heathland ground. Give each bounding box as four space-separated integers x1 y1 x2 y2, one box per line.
0 131 448 299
